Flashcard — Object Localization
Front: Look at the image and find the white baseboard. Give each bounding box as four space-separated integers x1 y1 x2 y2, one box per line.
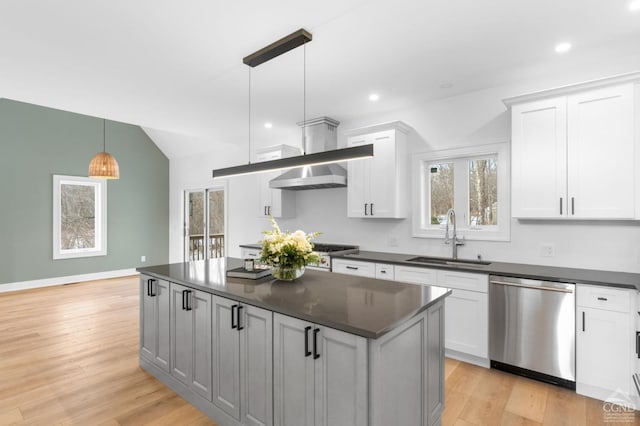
445 348 490 368
0 269 139 293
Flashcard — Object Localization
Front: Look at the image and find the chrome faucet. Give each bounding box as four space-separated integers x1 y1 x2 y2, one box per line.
444 208 465 259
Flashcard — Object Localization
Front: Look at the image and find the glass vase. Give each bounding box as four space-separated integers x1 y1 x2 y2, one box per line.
271 265 305 281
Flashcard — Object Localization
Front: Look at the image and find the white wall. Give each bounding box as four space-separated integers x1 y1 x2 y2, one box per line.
170 58 640 274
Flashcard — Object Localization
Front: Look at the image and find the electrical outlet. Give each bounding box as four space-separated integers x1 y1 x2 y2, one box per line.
388 237 398 247
539 244 555 257
141 255 146 262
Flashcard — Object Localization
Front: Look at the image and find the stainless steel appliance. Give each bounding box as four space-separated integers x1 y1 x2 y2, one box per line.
308 243 359 270
489 275 576 389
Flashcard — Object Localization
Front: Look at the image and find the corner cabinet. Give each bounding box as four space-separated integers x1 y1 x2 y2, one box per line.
345 121 411 218
256 145 300 218
507 76 640 220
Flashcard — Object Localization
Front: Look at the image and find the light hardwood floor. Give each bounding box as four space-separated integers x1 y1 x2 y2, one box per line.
0 276 638 425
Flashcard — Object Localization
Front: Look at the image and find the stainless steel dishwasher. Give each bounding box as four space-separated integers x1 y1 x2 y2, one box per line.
489 275 576 389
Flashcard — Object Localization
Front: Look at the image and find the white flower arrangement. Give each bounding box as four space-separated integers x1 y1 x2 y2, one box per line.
259 217 320 270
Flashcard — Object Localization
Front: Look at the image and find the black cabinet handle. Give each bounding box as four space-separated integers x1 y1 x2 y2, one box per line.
268 206 271 216
371 203 374 216
148 279 156 297
313 328 320 359
364 203 368 216
582 311 585 332
571 197 575 215
231 305 238 329
597 297 608 301
636 332 640 358
181 290 187 310
560 197 563 215
185 290 192 311
346 266 359 270
304 326 312 357
147 279 151 296
237 305 244 331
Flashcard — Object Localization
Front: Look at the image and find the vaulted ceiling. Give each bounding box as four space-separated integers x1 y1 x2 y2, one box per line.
1 0 639 158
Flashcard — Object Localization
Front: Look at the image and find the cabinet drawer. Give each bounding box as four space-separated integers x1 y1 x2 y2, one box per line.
394 266 437 286
576 285 633 313
437 270 488 293
332 259 376 278
375 263 395 280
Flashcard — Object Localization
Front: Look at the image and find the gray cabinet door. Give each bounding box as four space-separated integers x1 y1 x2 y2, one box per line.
170 283 192 386
140 275 155 361
314 326 368 426
191 290 212 401
155 279 171 373
241 304 273 426
212 296 241 419
273 314 315 426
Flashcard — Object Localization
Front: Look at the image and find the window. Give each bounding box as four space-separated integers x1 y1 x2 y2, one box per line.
53 175 107 259
412 143 509 241
184 186 226 261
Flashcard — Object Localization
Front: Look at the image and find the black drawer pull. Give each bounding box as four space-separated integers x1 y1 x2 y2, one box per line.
181 290 188 310
231 305 238 329
304 326 312 357
147 279 157 297
313 328 320 359
346 266 359 270
582 311 585 332
597 297 608 301
237 305 244 331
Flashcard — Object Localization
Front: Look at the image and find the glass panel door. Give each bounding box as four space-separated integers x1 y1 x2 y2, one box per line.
184 187 225 261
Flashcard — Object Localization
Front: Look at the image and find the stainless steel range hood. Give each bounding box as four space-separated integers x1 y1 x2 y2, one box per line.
269 117 347 190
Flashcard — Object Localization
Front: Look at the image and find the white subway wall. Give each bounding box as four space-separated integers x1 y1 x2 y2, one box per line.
170 56 640 273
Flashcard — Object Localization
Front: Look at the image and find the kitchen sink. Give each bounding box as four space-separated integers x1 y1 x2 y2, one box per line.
405 256 491 267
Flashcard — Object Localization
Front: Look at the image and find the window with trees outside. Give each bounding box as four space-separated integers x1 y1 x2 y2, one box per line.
53 175 107 259
412 143 510 241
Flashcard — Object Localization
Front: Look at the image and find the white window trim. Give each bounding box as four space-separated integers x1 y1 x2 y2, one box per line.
53 175 107 259
412 143 510 242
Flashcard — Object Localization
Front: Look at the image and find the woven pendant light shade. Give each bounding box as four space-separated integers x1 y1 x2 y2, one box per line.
88 151 120 179
88 119 120 179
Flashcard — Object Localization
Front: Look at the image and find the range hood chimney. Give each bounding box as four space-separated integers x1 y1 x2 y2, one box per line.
269 117 348 190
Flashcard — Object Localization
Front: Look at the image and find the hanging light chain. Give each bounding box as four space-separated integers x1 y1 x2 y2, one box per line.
303 41 306 155
248 67 252 165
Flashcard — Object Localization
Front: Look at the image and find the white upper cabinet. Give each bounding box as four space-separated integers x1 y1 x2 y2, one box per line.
506 75 640 220
256 145 300 218
345 122 411 218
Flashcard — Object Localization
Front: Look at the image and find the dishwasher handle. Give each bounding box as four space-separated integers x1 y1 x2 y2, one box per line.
490 279 574 294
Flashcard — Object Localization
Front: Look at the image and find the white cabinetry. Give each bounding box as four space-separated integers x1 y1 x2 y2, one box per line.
212 296 273 426
140 275 171 372
273 313 368 426
331 258 376 278
345 122 411 218
256 145 300 218
170 283 213 401
394 266 489 366
576 285 636 403
507 78 639 219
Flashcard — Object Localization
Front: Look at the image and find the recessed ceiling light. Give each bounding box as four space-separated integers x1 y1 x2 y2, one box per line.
630 0 640 11
264 122 273 129
554 42 572 53
368 93 380 102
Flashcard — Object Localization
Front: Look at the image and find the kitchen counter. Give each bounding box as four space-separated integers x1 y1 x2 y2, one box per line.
331 250 640 290
138 257 450 339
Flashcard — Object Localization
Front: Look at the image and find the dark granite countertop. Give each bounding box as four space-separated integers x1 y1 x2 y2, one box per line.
137 258 451 339
331 250 640 291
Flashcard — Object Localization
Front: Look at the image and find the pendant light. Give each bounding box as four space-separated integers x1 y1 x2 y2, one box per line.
212 29 373 180
88 119 120 179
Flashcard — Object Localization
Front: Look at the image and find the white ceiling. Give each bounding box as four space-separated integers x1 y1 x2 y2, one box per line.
1 0 639 158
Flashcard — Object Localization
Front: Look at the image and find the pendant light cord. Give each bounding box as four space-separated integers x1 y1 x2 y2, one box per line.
248 67 252 164
303 41 306 155
103 119 106 152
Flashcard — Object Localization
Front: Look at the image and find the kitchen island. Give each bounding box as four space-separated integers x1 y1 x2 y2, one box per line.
138 258 450 426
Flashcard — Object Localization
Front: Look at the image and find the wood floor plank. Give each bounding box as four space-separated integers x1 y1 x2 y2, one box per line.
504 377 549 423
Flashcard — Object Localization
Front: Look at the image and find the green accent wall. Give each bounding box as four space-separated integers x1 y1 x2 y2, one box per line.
0 98 169 285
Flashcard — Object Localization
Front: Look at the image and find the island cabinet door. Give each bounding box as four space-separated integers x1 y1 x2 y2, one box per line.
155 278 171 373
170 283 193 386
191 290 212 401
273 313 316 426
313 326 368 426
212 296 241 419
140 275 157 362
240 304 273 426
